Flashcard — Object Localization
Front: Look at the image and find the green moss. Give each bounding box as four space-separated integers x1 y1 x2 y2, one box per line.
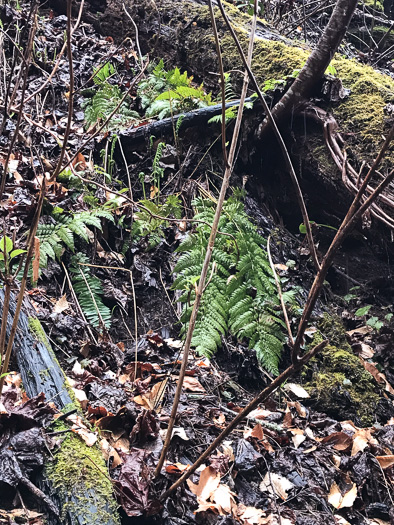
221 33 307 82
362 0 384 11
305 343 380 426
46 421 119 524
330 57 394 165
317 313 352 351
28 317 52 350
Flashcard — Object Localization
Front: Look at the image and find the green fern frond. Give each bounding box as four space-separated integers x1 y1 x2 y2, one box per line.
173 196 286 374
70 254 111 329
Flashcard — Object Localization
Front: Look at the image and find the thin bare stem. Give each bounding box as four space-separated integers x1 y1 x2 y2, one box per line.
154 6 257 479
267 236 294 345
51 0 74 181
216 0 320 271
208 0 229 168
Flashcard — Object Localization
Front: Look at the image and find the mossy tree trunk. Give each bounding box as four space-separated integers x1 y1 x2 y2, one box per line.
0 289 119 525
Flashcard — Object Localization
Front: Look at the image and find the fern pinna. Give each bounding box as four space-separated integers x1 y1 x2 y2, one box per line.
70 254 111 329
36 209 114 269
173 197 286 375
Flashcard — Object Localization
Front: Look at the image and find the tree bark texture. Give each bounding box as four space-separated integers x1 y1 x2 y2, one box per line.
0 289 119 525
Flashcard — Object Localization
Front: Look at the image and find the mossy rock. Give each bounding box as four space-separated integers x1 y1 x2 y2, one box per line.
304 344 380 426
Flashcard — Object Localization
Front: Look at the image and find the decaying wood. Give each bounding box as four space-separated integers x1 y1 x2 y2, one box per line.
0 289 119 525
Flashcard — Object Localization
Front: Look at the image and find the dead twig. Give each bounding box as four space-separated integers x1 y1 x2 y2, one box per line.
154 0 257 479
216 0 321 272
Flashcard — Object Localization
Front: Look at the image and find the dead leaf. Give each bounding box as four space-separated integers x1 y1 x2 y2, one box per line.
346 326 372 337
351 427 378 456
165 462 190 475
321 432 352 451
187 466 220 502
361 360 394 395
236 504 267 524
290 428 306 448
72 388 88 410
328 482 357 509
180 375 205 393
67 413 97 447
287 401 307 418
260 473 294 501
53 294 69 314
99 438 123 468
244 423 265 441
283 383 310 398
358 343 375 359
375 455 394 469
134 380 167 410
160 426 189 442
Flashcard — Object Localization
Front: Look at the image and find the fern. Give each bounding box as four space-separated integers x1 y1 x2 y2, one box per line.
173 196 286 374
83 64 140 130
36 208 114 270
132 195 182 249
70 254 111 329
138 60 213 119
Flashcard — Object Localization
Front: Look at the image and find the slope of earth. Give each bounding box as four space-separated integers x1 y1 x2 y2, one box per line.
0 1 393 524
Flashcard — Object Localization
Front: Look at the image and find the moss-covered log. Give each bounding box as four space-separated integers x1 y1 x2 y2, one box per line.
0 289 119 525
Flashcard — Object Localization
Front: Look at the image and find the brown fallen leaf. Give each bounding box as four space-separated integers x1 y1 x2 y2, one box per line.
99 438 123 468
165 462 190 475
360 360 394 395
67 413 97 447
321 432 352 451
351 427 378 456
375 455 394 469
187 466 220 502
287 401 307 418
180 375 205 393
328 482 357 509
260 473 294 501
134 379 167 410
346 325 373 337
290 428 306 449
244 423 265 441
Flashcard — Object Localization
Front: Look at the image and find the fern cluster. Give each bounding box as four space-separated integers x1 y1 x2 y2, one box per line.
132 195 182 249
36 209 114 269
137 59 213 119
173 197 286 375
70 254 111 329
83 63 139 130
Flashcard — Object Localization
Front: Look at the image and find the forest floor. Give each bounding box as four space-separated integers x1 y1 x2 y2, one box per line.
0 1 394 524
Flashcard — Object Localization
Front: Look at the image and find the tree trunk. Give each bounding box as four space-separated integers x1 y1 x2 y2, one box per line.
0 289 119 525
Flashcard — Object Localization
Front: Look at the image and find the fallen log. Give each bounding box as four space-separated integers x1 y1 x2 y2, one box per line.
0 288 120 525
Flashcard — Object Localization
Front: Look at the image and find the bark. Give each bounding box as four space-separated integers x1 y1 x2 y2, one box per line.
0 289 119 525
258 0 359 137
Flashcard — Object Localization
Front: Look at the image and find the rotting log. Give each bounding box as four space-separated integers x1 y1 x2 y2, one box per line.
0 288 120 525
118 97 256 157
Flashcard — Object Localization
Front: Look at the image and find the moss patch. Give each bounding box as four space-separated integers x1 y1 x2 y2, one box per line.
46 421 119 524
362 0 384 11
304 315 380 426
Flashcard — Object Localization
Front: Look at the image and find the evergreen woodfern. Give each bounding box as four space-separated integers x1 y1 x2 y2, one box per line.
36 209 114 269
173 196 286 375
70 254 111 329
